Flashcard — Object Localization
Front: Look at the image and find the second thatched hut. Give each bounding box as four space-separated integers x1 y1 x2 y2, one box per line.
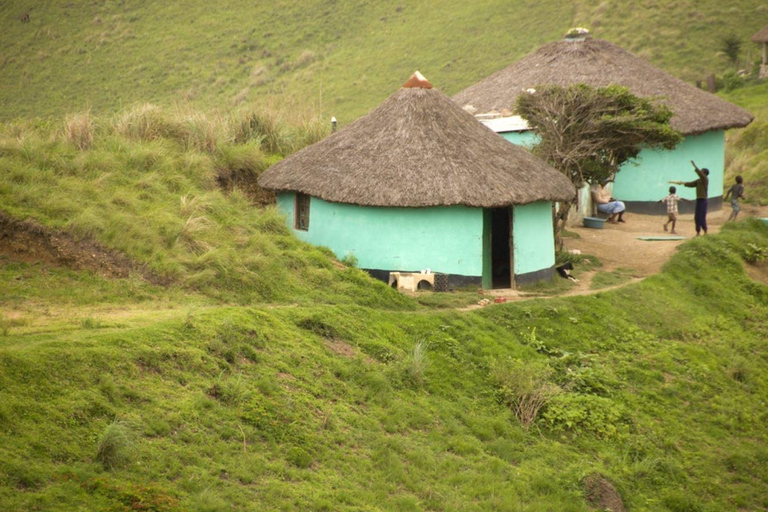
454 31 754 215
259 72 575 289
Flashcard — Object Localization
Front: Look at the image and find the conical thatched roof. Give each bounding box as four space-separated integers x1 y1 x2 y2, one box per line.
259 74 575 208
751 24 768 43
453 37 753 135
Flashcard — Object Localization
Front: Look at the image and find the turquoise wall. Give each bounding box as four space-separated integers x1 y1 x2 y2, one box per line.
501 131 538 148
512 201 556 276
612 131 725 202
500 130 725 202
276 193 485 276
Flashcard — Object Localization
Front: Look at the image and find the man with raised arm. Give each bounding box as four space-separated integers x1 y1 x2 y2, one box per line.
670 160 709 236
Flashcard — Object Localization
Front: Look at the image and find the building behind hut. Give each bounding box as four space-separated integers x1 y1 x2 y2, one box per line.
259 73 575 289
752 23 768 78
454 31 754 216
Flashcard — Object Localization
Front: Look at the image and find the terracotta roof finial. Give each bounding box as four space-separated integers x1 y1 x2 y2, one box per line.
403 71 433 89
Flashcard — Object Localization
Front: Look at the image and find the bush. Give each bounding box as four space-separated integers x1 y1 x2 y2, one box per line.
541 393 631 439
490 358 560 428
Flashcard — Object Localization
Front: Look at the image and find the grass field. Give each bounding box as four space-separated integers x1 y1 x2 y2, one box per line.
2 2 768 510
1 115 768 510
2 0 767 123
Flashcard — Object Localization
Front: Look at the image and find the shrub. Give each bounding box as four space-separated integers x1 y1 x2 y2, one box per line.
232 109 291 154
491 358 560 428
743 242 767 264
541 393 631 439
287 446 313 468
340 251 358 268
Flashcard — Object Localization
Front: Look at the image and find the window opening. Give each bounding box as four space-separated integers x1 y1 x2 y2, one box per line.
295 193 310 231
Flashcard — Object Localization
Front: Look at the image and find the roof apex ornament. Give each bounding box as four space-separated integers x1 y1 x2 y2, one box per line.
403 71 433 89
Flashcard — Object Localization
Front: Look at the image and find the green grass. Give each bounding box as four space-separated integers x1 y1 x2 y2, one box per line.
723 81 768 205
2 4 768 509
1 0 766 125
2 207 768 510
590 267 637 290
0 108 412 309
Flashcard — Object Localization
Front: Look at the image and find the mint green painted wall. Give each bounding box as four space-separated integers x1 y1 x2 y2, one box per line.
482 210 492 288
501 130 725 203
501 131 538 148
276 193 485 276
512 201 556 275
612 131 725 202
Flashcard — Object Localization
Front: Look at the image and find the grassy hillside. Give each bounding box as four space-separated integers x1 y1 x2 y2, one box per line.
1 0 766 123
2 219 768 511
0 106 409 308
3 4 768 510
1 117 768 510
724 81 768 204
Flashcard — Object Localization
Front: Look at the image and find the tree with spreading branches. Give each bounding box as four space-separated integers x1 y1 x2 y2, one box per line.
516 84 683 248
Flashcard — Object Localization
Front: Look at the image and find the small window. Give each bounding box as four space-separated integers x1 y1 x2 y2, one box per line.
295 193 310 231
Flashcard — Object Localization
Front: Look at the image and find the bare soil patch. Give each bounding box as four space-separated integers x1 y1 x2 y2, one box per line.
0 211 168 285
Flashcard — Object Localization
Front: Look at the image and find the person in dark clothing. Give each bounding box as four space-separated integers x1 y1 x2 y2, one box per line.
671 160 709 236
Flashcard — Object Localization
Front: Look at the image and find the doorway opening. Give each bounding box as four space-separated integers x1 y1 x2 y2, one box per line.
490 207 513 289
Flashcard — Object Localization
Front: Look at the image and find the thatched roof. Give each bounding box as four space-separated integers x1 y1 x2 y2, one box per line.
751 24 768 43
259 74 575 208
453 37 753 135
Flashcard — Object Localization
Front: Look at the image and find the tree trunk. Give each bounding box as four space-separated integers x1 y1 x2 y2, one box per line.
553 200 573 252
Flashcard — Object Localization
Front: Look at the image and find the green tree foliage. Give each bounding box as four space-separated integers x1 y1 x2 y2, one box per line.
516 84 683 244
517 84 682 188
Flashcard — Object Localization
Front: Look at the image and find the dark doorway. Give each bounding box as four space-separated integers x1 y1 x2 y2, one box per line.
490 207 513 289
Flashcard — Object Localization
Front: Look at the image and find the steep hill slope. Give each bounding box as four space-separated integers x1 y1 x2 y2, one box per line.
1 0 766 122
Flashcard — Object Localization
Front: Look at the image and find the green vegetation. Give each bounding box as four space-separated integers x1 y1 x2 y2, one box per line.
723 81 768 204
590 267 637 290
2 0 767 124
1 219 767 510
2 112 768 509
0 106 409 308
3 2 768 509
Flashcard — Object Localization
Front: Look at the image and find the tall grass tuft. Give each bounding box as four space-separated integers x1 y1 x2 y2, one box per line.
291 114 330 153
406 340 429 386
491 359 561 428
96 418 136 470
178 110 224 153
113 103 182 142
65 111 95 150
215 144 273 205
232 108 291 154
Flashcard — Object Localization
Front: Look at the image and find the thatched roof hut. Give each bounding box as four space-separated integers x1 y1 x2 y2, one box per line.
259 73 575 208
751 24 768 43
453 36 753 136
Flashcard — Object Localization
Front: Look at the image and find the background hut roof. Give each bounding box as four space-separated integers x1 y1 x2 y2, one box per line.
259 80 575 208
751 24 768 43
453 38 753 135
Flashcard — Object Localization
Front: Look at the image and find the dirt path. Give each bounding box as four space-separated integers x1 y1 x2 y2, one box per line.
462 205 768 308
568 204 767 281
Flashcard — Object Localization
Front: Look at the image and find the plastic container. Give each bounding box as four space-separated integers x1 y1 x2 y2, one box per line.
583 216 607 229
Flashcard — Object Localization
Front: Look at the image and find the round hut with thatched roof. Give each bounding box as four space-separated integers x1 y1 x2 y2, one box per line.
454 30 754 215
752 23 768 78
259 72 575 289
